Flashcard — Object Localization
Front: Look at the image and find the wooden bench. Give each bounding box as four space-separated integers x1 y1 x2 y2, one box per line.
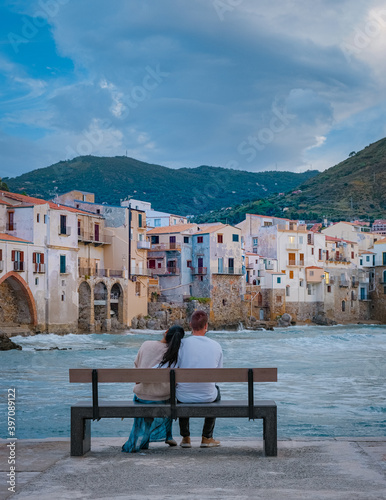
69 367 278 457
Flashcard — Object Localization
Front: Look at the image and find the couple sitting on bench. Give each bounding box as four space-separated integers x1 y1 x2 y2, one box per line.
122 310 223 453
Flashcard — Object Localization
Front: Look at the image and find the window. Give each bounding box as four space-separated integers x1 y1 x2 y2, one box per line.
96 209 100 214
154 219 161 227
187 260 192 268
37 213 40 223
342 300 346 312
277 277 281 284
60 255 66 274
253 238 258 246
218 258 223 273
61 293 65 302
11 250 24 271
383 252 386 265
35 277 39 286
184 236 189 244
299 236 303 244
360 258 363 265
286 286 290 296
327 285 331 293
7 211 15 231
299 253 304 265
311 248 314 255
318 249 322 260
373 255 375 266
197 236 203 243
276 295 282 303
232 234 239 242
32 252 45 272
351 252 354 259
299 280 304 287
151 236 159 244
310 270 314 276
60 215 67 235
366 255 370 262
288 253 296 266
288 236 295 245
94 223 100 242
289 270 294 279
228 258 234 273
326 250 329 260
44 214 47 224
135 282 141 296
217 234 223 243
138 213 143 227
307 284 312 295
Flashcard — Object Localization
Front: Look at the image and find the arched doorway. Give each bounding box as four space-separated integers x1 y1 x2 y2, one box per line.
78 281 91 331
94 282 108 330
110 283 124 326
0 272 37 327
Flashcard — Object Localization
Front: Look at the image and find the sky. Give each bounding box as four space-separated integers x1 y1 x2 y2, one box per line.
1 0 386 179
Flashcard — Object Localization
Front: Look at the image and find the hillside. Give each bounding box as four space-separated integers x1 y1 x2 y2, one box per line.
195 137 386 224
3 156 318 216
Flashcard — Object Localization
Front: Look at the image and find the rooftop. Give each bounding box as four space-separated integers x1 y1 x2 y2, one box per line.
0 233 33 243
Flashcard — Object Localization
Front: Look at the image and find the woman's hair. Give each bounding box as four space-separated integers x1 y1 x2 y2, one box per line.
190 310 208 331
159 325 185 367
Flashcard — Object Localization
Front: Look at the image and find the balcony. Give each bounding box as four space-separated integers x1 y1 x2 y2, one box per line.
154 267 180 276
78 231 112 245
286 243 299 250
266 263 274 270
214 267 243 275
191 267 207 275
13 261 24 272
288 260 297 266
339 279 349 287
137 241 151 250
6 223 16 231
149 243 181 252
132 267 152 276
58 226 71 236
0 260 3 272
33 263 45 273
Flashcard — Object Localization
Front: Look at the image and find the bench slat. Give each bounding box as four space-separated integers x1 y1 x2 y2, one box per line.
69 367 277 383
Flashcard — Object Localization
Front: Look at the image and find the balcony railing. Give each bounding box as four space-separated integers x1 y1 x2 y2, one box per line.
78 231 112 244
191 267 207 275
13 261 24 272
137 241 151 250
58 226 71 236
286 243 299 250
6 223 16 231
288 260 297 266
132 267 152 276
339 279 349 287
152 267 180 276
149 243 181 252
33 263 45 273
214 267 243 275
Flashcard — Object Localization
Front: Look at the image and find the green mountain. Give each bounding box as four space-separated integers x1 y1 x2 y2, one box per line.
195 137 386 224
3 156 318 216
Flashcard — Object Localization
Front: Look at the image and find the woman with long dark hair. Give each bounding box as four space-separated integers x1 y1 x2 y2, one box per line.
122 325 185 453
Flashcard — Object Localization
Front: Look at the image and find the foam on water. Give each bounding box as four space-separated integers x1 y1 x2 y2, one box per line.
1 325 385 439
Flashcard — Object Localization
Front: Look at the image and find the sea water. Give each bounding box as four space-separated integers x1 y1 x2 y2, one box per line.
1 325 385 439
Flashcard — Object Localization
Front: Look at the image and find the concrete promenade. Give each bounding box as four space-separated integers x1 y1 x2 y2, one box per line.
1 437 386 500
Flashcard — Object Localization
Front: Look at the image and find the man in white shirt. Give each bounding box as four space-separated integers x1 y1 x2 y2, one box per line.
176 310 223 448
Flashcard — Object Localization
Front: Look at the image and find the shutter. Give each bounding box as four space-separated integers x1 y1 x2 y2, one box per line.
20 251 24 262
33 252 36 263
0 249 2 260
40 253 45 264
11 250 15 261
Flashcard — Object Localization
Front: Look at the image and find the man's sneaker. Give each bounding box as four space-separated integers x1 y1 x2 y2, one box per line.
165 438 177 447
180 436 192 448
200 437 220 448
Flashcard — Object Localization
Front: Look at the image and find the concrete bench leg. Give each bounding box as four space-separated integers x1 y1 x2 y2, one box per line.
71 408 91 456
263 408 277 457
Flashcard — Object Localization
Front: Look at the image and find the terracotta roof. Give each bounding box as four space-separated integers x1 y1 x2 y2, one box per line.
193 224 226 235
1 192 92 215
147 223 196 235
374 238 386 245
358 250 375 254
325 236 357 244
0 199 12 206
305 266 324 270
0 233 33 243
246 213 294 222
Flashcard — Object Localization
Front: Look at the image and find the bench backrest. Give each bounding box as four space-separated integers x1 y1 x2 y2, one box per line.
69 367 277 421
69 368 277 384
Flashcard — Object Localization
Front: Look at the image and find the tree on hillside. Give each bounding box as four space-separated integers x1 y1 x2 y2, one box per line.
0 178 9 191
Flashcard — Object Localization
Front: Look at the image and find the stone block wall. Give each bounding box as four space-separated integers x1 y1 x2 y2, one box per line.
0 281 19 324
210 274 244 329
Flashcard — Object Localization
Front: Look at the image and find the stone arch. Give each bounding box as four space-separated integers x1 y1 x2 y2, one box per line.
110 282 124 325
0 272 37 326
94 281 108 330
78 281 92 331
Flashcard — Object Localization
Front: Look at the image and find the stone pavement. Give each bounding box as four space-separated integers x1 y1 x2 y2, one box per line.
1 438 385 500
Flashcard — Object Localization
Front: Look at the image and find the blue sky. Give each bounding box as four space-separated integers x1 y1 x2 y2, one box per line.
1 0 386 178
